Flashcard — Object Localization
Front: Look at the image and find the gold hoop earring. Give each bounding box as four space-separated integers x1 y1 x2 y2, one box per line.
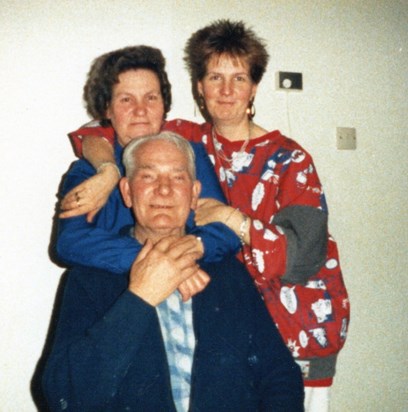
198 94 205 110
246 98 256 120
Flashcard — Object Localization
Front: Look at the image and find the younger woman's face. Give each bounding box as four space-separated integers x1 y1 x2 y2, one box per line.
197 53 257 127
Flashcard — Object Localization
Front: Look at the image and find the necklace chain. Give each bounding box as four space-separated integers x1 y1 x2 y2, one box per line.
211 123 252 166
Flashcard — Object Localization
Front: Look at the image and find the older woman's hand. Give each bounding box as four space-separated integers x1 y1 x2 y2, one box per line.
60 165 120 222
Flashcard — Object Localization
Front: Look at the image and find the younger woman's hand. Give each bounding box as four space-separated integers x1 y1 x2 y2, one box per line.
194 198 234 226
195 198 251 245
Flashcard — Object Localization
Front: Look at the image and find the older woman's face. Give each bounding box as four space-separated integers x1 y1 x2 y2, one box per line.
106 69 165 146
197 54 257 127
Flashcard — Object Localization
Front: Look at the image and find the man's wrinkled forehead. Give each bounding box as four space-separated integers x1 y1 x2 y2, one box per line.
134 162 189 174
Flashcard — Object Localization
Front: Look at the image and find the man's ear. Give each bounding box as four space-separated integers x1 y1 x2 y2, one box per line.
105 104 112 120
119 177 133 208
190 180 202 211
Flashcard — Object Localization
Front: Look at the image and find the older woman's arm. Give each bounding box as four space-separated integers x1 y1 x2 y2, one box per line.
61 135 119 221
57 135 241 273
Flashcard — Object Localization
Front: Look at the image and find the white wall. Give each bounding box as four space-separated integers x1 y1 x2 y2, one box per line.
1 1 407 410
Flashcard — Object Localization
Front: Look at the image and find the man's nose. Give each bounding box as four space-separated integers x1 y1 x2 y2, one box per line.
156 176 171 195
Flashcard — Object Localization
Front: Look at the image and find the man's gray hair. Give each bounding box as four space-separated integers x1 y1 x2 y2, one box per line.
122 131 197 180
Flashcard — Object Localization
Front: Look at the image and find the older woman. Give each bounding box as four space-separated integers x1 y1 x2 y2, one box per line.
56 45 241 301
63 21 349 411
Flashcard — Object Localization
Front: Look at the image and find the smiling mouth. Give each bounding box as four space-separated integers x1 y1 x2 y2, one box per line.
150 205 172 209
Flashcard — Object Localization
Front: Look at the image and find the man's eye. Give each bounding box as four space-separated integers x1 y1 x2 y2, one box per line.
120 97 131 103
173 174 188 182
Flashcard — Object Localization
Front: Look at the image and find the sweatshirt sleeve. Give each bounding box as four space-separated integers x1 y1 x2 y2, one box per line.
68 121 116 158
243 147 328 285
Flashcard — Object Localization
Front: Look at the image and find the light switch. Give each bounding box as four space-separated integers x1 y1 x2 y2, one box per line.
336 127 356 150
276 72 303 91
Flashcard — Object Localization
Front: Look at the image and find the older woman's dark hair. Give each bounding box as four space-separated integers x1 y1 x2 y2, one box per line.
84 45 172 125
184 19 269 85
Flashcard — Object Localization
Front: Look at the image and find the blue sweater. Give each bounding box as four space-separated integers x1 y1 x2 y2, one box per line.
56 140 240 273
43 256 304 411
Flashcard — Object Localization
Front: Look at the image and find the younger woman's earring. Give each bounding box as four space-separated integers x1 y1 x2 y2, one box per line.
198 94 205 110
246 98 256 120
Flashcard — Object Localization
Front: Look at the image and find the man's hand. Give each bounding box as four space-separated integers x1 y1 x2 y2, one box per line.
60 165 119 222
128 236 209 306
177 269 210 302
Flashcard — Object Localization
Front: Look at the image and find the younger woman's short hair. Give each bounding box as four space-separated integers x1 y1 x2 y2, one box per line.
184 19 269 85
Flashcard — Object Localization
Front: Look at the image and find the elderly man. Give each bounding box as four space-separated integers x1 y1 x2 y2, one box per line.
43 132 304 411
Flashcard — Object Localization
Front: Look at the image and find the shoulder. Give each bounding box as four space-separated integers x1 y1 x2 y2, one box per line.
164 119 210 143
268 130 314 159
68 266 127 288
201 256 258 298
66 266 128 306
66 158 95 177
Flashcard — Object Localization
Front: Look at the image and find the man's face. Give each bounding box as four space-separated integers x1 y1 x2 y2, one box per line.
106 69 165 147
121 140 201 242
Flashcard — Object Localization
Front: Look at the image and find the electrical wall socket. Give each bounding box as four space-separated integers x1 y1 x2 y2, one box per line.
336 127 356 150
276 71 303 91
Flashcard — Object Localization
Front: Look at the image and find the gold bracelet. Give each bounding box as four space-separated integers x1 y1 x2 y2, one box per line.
239 214 249 246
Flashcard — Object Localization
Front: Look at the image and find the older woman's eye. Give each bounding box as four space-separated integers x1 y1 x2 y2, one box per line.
119 96 131 103
147 94 159 101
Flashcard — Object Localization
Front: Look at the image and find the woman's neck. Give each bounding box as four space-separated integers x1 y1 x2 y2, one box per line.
213 120 251 142
213 119 268 142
